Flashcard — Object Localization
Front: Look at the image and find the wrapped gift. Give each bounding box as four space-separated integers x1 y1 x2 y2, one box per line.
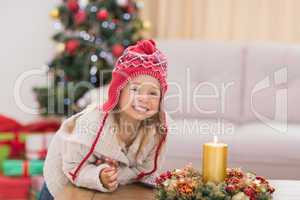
0 115 26 171
21 120 60 133
3 159 44 177
22 120 59 160
0 115 23 132
25 133 53 160
0 176 31 199
0 133 26 171
0 115 60 171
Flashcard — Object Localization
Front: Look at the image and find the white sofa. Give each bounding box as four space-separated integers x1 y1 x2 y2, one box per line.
157 40 300 180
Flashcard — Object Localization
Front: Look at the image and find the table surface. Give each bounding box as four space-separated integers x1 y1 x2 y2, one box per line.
56 180 300 200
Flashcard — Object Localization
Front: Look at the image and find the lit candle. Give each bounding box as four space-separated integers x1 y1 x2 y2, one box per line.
202 136 228 183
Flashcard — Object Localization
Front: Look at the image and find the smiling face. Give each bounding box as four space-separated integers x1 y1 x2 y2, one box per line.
118 75 161 121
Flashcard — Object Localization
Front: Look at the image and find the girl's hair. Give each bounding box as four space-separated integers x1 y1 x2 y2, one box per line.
112 103 166 163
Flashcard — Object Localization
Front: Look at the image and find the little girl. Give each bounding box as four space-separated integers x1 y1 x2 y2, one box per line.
41 39 171 199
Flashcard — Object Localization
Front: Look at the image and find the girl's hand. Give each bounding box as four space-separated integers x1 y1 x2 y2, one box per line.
99 166 119 191
96 156 119 169
103 157 119 168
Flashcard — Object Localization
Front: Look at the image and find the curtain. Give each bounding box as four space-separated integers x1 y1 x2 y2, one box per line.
140 0 300 43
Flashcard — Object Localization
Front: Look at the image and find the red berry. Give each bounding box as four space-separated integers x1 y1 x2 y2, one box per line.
225 184 236 193
97 9 109 21
155 177 162 185
161 171 172 179
227 177 240 184
256 176 267 184
244 186 256 197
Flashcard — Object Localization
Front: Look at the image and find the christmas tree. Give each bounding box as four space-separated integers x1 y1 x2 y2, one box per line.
34 0 146 117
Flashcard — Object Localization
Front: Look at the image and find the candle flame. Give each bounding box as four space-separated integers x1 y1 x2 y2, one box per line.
213 136 218 144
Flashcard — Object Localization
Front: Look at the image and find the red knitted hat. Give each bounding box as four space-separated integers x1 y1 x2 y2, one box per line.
69 39 169 182
103 39 168 112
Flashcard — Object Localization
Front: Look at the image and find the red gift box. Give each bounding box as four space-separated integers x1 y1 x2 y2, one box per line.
0 115 25 159
0 176 31 199
0 114 61 160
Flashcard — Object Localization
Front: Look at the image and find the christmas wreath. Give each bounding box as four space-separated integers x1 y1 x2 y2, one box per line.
155 164 275 200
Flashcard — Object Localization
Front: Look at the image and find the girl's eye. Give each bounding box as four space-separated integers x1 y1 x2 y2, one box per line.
149 91 159 96
130 87 138 92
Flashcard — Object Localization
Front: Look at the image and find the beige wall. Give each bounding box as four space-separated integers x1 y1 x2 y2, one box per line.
142 0 300 43
0 1 58 122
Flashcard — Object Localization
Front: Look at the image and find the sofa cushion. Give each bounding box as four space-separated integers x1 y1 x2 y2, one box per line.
284 47 300 123
158 40 244 122
242 43 300 123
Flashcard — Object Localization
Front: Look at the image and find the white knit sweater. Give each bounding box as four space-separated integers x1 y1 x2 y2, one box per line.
43 104 172 197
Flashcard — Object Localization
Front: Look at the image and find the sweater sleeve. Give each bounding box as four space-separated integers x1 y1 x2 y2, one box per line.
60 108 112 193
61 140 111 192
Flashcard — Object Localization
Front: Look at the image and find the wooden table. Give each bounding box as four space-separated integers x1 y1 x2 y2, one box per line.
56 183 154 200
56 180 300 200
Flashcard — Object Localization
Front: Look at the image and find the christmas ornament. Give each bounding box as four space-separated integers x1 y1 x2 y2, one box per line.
108 22 116 30
105 52 114 65
143 20 151 30
50 8 60 19
90 76 97 84
79 0 89 8
90 55 98 62
90 6 97 13
67 0 80 13
112 44 124 57
65 39 80 55
123 13 131 21
53 21 63 30
74 10 87 25
116 0 128 7
126 4 135 13
90 66 97 75
96 9 109 21
101 21 109 29
56 43 65 53
64 98 71 105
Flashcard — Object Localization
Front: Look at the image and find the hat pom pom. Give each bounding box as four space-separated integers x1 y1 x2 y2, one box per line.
133 39 156 55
